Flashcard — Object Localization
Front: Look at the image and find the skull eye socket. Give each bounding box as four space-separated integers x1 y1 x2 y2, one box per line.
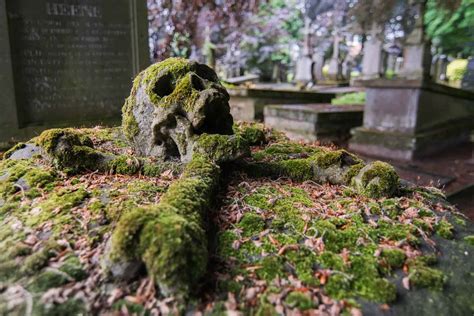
153 73 175 98
190 74 206 91
195 64 218 82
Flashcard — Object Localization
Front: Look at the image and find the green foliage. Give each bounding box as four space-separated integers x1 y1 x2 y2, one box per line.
425 0 474 55
331 92 366 106
284 292 314 310
238 0 303 80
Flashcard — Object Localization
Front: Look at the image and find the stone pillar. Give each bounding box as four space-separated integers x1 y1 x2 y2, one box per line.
312 51 325 82
361 23 383 80
327 32 342 80
203 26 216 70
295 18 313 85
399 2 431 80
342 55 354 81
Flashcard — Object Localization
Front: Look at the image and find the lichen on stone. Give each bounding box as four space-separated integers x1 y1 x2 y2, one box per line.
121 57 234 161
108 152 221 297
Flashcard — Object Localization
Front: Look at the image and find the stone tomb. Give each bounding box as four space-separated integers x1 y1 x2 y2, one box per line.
264 104 363 144
0 0 149 148
228 87 335 121
350 79 474 161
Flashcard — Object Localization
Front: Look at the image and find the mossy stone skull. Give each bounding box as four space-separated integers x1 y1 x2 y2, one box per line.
122 58 234 161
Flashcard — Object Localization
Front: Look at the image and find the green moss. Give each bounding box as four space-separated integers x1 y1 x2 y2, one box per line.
28 270 70 292
139 58 194 106
436 218 454 239
286 249 319 285
122 95 140 140
325 273 352 299
331 92 366 105
109 153 220 297
35 299 86 316
21 241 62 275
252 142 320 162
381 199 402 219
112 300 148 315
352 161 399 198
35 128 105 173
409 266 446 290
217 231 238 258
284 292 314 310
7 242 32 258
256 256 285 281
27 188 89 229
107 155 142 175
0 159 56 198
406 255 445 290
238 212 265 237
194 134 250 163
59 256 87 281
274 159 313 181
311 149 361 169
453 216 466 226
141 160 183 177
380 248 406 269
256 303 277 316
0 260 18 281
233 123 266 145
247 146 366 186
464 235 474 246
139 209 207 296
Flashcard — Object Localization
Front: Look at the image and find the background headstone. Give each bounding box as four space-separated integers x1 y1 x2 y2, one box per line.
461 58 474 92
361 24 383 80
0 0 149 148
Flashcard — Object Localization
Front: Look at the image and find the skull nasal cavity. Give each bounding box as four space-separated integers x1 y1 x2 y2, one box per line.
190 74 206 91
153 73 174 98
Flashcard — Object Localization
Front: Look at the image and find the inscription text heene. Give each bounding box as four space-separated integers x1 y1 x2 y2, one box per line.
46 3 102 18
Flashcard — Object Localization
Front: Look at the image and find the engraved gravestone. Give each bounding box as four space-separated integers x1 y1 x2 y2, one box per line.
0 0 149 148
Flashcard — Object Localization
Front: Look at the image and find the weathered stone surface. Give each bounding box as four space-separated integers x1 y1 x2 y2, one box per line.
264 104 363 143
123 58 234 162
228 87 335 121
350 80 474 160
0 0 149 149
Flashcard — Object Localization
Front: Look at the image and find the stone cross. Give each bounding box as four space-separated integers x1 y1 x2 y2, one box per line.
398 2 431 80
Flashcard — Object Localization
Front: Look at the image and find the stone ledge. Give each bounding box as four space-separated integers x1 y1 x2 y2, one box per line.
354 79 474 99
350 124 471 161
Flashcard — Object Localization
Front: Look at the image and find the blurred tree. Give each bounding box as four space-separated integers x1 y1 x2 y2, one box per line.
425 0 474 56
235 0 304 81
348 0 465 48
147 0 262 61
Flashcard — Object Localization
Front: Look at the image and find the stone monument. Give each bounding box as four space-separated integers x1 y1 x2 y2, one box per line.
350 79 474 160
0 0 149 148
360 23 383 80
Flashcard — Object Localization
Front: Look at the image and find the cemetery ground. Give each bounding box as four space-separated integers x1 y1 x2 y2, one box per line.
0 58 472 316
0 124 473 315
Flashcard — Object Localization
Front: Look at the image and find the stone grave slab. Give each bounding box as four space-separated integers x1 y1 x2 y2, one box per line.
0 0 149 148
350 79 474 161
264 103 363 143
228 87 335 121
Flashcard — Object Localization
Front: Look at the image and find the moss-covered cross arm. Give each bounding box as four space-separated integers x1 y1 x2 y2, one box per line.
25 120 406 299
